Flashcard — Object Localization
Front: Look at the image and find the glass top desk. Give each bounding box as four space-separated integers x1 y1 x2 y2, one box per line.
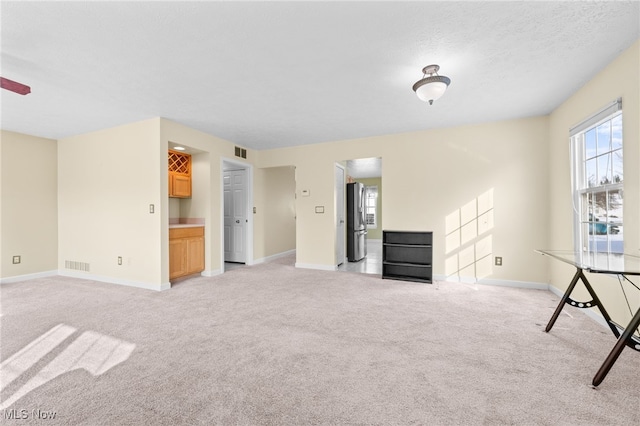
536 250 640 387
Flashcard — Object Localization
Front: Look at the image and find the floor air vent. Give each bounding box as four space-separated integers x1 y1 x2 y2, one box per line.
65 260 90 272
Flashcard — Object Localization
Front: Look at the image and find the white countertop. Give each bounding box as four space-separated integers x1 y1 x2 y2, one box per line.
169 224 204 229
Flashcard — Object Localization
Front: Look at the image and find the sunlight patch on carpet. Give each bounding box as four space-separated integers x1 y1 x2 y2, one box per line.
0 325 135 410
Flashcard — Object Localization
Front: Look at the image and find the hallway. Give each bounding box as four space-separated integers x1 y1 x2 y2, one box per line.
337 239 382 275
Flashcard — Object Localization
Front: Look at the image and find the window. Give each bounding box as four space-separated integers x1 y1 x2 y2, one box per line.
365 186 378 229
571 99 623 254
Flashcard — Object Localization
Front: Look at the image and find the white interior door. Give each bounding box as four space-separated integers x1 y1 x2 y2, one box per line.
223 168 247 263
335 164 345 266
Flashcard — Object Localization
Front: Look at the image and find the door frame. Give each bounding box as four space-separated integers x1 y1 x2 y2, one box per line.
220 157 254 272
335 163 346 267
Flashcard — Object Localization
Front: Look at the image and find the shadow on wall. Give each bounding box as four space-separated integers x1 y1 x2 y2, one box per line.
445 188 494 282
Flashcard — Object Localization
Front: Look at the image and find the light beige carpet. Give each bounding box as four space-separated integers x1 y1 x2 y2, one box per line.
1 258 639 425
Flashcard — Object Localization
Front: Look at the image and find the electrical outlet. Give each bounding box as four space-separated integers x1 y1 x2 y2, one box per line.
118 256 122 265
12 255 21 264
495 256 502 266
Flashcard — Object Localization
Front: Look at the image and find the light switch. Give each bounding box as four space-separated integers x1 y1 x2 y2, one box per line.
149 204 155 214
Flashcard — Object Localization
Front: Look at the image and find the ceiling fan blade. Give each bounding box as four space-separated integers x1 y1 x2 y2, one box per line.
1 77 31 95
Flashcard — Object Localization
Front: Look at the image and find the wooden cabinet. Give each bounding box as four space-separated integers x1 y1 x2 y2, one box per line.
382 231 433 283
186 236 205 273
169 226 204 280
169 238 188 279
168 150 192 198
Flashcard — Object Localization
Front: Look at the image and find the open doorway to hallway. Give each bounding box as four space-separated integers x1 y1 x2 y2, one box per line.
253 165 297 267
223 164 297 272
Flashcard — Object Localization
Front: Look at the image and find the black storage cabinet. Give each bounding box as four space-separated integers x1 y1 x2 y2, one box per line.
382 231 433 283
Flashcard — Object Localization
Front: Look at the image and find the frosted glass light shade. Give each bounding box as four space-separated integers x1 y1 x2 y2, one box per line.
412 64 451 105
414 80 448 103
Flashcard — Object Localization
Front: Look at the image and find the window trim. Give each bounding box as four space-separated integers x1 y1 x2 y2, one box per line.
571 100 623 254
365 185 378 229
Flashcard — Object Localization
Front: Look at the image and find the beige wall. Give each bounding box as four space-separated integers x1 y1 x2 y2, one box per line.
160 119 256 280
168 197 181 219
57 119 163 289
259 116 550 283
548 40 640 321
257 144 342 268
3 39 637 304
177 151 211 221
1 131 58 280
254 166 296 261
357 177 382 240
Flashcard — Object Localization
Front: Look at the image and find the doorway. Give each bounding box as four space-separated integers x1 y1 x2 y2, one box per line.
224 168 247 263
337 157 382 275
221 158 253 272
335 163 345 267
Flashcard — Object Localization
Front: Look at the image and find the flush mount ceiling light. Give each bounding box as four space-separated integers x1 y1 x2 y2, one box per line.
412 64 450 105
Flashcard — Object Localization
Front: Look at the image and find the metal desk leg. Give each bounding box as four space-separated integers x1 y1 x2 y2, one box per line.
592 306 640 387
545 268 618 337
545 268 582 332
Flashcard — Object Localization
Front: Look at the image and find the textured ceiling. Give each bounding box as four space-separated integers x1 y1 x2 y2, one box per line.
1 1 639 150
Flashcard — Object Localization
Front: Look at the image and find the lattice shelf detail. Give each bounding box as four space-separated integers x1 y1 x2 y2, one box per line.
169 151 190 175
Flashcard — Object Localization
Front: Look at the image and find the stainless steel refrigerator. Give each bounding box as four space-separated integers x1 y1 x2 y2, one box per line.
346 182 367 262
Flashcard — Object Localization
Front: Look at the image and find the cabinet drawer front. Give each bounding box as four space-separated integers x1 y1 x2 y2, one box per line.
169 226 204 239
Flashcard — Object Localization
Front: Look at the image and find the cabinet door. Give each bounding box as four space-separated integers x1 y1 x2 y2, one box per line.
169 239 187 280
171 174 191 198
186 237 205 274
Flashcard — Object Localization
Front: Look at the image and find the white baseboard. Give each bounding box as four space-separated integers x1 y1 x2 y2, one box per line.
58 270 167 292
434 274 548 290
436 275 609 330
201 269 222 277
295 262 337 271
548 284 564 298
0 270 58 284
476 277 549 290
254 249 296 265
